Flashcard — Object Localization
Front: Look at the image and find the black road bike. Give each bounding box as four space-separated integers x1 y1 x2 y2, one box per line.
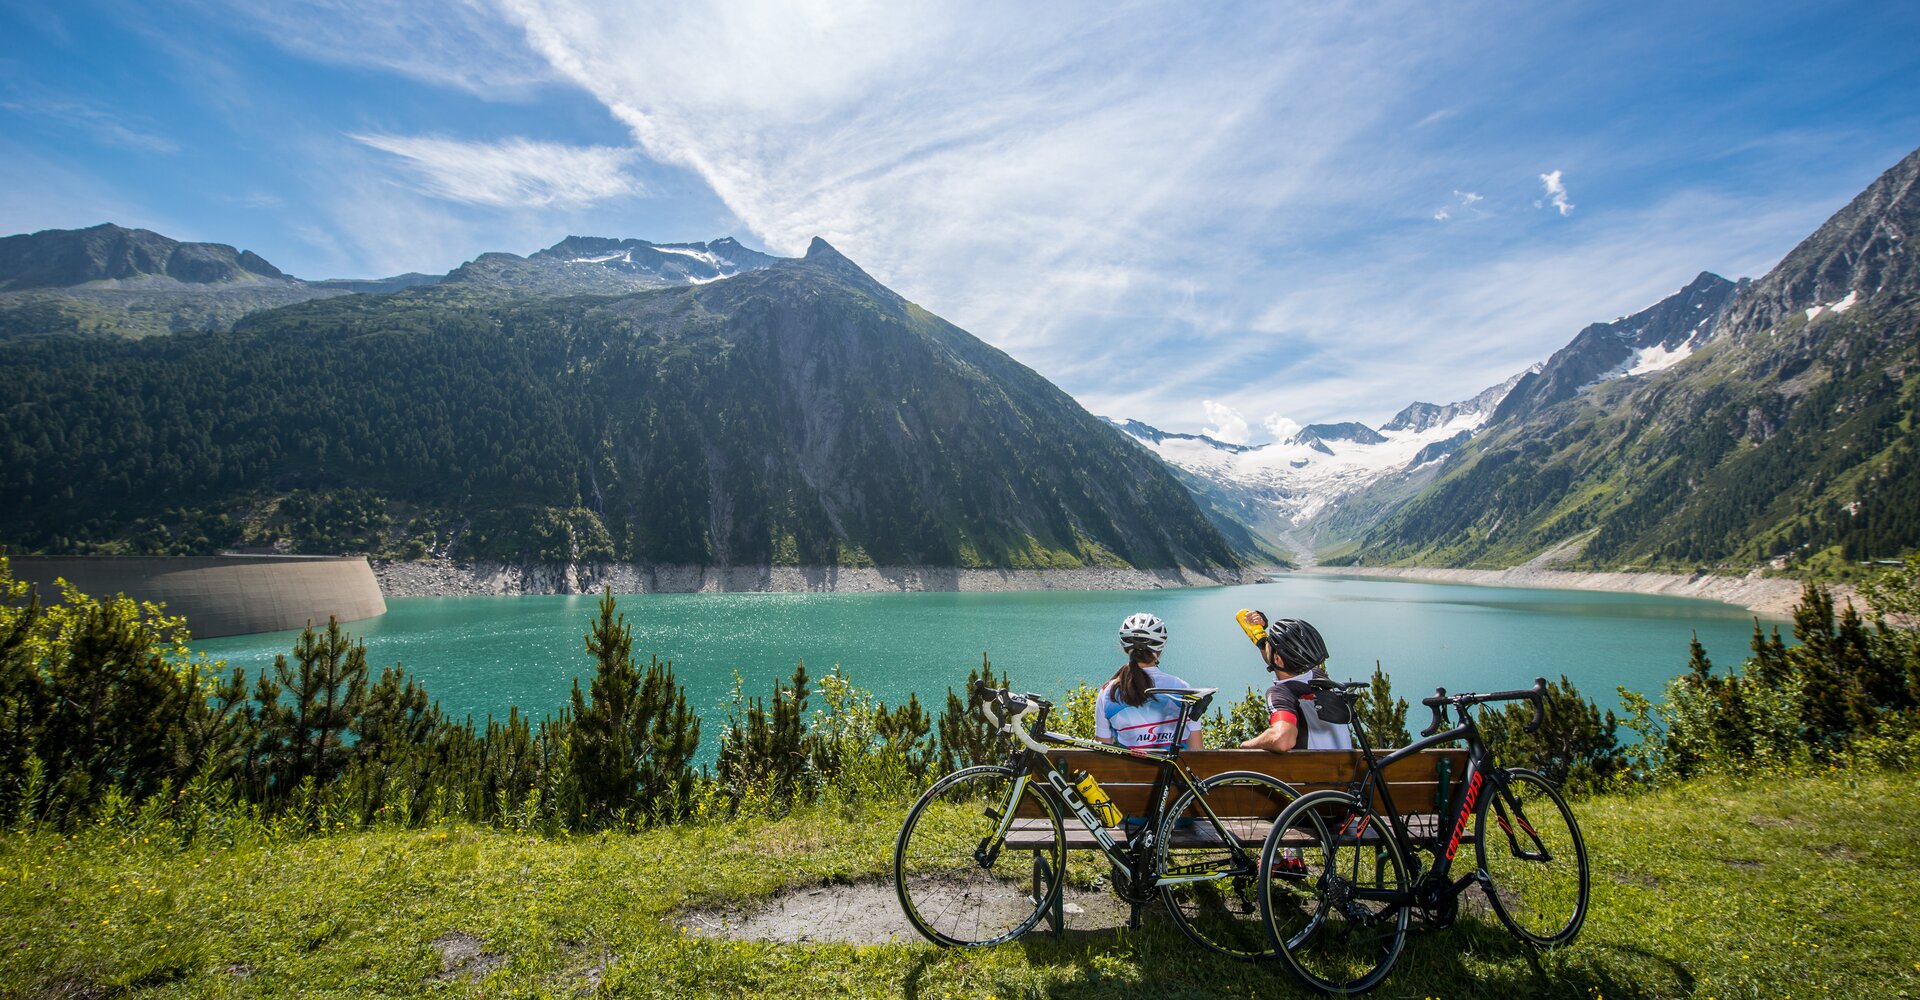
1258 677 1591 994
893 681 1295 959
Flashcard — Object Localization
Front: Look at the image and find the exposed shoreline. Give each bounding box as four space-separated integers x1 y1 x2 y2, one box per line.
371 560 1265 597
1297 565 1853 617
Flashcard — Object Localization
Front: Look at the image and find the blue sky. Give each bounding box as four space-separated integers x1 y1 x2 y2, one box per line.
4 1 1917 436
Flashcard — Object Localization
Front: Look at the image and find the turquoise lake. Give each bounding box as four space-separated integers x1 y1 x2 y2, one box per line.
194 576 1776 746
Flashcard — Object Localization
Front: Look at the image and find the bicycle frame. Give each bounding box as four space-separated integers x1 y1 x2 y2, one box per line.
977 700 1257 888
1336 699 1549 909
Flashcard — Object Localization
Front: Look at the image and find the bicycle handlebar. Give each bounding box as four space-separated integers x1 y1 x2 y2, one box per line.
1419 676 1548 736
974 681 1054 755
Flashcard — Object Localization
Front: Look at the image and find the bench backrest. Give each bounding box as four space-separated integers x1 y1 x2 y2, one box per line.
1015 748 1468 819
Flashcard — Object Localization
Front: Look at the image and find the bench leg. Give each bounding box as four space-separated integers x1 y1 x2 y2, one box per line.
1033 853 1063 938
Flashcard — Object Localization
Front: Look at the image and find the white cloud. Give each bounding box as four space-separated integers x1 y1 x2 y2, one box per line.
494 0 1442 359
352 134 642 207
1202 401 1251 444
1539 170 1574 215
190 0 1882 437
1263 414 1302 442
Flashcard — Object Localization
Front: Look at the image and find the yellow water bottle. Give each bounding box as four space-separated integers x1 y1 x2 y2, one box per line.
1073 770 1123 827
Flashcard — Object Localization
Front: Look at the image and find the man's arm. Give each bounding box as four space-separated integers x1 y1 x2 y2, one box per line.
1240 717 1298 752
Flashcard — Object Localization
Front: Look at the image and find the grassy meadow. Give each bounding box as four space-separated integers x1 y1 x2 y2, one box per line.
5 770 1918 999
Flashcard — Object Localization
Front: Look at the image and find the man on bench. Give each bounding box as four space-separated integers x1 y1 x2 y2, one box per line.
1233 610 1354 752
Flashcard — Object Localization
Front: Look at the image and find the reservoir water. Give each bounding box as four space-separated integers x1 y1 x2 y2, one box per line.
194 576 1776 745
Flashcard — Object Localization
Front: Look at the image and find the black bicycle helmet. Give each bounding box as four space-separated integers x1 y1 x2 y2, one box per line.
1264 617 1328 671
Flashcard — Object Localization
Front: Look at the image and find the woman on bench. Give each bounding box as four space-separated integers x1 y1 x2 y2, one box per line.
1094 612 1205 752
1233 610 1353 752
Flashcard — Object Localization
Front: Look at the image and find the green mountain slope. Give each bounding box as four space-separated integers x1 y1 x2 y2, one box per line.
0 239 1239 571
1358 145 1920 572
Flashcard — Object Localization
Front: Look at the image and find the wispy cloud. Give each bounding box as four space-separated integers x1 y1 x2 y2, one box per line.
1433 189 1486 222
352 134 643 207
495 1 1456 369
210 0 556 96
105 0 1907 436
1538 169 1574 215
0 99 178 154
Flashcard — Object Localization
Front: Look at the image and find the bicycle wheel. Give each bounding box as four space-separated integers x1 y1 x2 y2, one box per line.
1259 790 1411 995
1156 771 1295 961
1476 767 1589 947
894 766 1065 947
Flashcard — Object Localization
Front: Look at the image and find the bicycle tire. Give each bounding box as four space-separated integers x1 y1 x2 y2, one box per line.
1156 770 1296 961
894 765 1065 947
1259 789 1411 994
1476 767 1589 947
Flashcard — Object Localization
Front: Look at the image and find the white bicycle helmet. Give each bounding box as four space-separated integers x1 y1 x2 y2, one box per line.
1118 612 1169 653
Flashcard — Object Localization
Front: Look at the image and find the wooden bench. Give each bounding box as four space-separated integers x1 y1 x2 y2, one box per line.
1007 748 1470 932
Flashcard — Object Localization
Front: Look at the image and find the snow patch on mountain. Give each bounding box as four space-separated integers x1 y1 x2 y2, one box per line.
1111 369 1533 528
1626 340 1695 375
1806 290 1861 321
568 250 633 265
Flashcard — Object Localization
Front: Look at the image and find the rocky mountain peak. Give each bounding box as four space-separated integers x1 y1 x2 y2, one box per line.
1291 422 1387 447
1490 272 1737 424
1715 145 1920 340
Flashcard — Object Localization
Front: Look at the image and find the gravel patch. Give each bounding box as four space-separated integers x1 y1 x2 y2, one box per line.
430 932 503 982
677 878 1138 946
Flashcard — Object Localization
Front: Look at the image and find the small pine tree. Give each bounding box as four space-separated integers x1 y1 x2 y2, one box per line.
355 665 439 762
271 617 370 790
1478 675 1622 795
936 655 1008 772
571 589 642 821
875 693 935 774
1356 662 1411 748
569 589 700 825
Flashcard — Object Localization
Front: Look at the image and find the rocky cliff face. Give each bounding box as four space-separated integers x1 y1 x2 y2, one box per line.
1358 145 1920 571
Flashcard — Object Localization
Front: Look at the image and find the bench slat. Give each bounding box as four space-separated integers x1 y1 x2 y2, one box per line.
1000 815 1464 851
1047 748 1466 783
1007 749 1470 836
1013 782 1450 818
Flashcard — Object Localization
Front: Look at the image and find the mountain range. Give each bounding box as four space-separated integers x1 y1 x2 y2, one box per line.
6 143 1917 576
0 233 1240 573
1117 144 1920 575
0 224 787 340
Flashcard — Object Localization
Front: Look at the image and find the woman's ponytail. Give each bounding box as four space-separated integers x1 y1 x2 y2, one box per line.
1111 644 1157 707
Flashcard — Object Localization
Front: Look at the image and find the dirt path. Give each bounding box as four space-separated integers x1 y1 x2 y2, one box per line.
677 879 1139 946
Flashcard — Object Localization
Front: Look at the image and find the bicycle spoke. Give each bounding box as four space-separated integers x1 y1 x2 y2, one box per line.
1476 769 1589 947
895 767 1063 947
1261 792 1410 994
1158 772 1295 961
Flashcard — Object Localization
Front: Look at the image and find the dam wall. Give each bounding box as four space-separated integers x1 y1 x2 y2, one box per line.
9 555 386 638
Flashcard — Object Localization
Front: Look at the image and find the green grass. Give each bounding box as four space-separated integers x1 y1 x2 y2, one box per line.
5 771 1919 998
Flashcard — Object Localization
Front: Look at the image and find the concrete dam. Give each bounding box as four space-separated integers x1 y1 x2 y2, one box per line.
9 555 387 638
